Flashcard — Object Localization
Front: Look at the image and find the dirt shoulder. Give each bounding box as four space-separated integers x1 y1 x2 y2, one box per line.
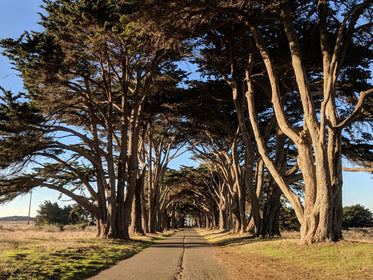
201 229 373 280
213 245 317 280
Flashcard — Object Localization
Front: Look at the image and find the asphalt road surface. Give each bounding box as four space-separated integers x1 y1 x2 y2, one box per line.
87 228 227 280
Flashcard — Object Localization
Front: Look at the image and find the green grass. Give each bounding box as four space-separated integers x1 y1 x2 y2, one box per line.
1 238 151 280
0 224 174 280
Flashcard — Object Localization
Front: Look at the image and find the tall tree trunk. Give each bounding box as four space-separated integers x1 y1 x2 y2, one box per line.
261 182 281 237
329 129 343 240
141 177 149 233
121 156 138 239
131 171 145 235
148 183 159 233
230 192 242 233
225 71 261 235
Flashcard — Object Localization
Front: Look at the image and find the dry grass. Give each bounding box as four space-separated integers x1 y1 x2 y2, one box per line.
0 222 98 264
0 222 174 280
342 228 373 243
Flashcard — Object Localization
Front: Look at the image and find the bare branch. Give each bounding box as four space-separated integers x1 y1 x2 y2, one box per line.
342 167 373 172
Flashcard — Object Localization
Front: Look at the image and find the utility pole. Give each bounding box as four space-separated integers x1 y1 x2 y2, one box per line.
27 190 32 225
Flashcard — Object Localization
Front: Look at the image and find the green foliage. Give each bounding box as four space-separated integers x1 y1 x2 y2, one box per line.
343 204 373 228
279 203 301 231
276 203 373 231
35 200 86 227
0 176 43 204
0 88 46 169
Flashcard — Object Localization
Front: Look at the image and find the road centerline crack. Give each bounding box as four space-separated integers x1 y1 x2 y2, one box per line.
174 234 186 280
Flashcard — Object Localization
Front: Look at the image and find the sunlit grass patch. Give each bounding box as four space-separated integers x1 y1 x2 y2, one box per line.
1 238 149 279
0 223 173 280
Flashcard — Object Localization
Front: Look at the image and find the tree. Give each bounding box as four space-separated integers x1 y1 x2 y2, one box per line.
0 88 45 172
245 0 373 244
0 0 181 239
193 23 303 237
1 0 372 244
162 166 219 229
35 200 84 227
0 88 48 204
343 204 373 228
146 0 373 243
180 80 249 233
141 115 185 233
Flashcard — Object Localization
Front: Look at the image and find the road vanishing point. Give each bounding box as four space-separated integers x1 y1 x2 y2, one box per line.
87 228 227 280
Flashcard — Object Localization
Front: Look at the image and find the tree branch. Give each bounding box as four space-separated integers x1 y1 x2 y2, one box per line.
41 183 97 214
336 88 373 129
342 167 373 172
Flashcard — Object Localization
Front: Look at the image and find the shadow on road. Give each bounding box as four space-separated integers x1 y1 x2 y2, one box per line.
151 242 212 248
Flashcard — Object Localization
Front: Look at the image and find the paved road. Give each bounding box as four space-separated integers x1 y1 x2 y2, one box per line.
87 228 227 280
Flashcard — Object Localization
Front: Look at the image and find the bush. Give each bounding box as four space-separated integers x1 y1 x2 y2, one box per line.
279 204 300 231
35 201 87 227
343 204 373 228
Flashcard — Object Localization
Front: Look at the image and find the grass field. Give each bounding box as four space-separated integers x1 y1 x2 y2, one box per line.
200 228 373 280
0 222 173 280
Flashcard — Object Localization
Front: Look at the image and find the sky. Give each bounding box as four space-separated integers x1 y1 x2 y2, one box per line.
0 0 372 217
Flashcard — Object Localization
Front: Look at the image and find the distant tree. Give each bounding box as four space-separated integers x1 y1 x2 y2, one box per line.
35 200 84 226
162 166 220 230
342 204 373 228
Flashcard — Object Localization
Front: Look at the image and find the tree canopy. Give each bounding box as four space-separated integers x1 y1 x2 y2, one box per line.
0 0 372 244
35 200 87 227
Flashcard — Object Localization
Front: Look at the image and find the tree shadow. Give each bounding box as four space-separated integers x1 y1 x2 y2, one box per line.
200 230 231 238
215 235 282 247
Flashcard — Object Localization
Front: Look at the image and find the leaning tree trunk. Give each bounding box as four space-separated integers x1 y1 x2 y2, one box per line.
261 128 286 237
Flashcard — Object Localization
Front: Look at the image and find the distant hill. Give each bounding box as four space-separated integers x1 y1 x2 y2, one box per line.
0 216 35 221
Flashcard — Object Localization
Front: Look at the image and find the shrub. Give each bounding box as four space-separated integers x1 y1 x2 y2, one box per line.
279 204 300 231
343 204 373 228
35 201 88 227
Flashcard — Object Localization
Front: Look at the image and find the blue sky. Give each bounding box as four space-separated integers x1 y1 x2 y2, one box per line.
0 1 372 217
